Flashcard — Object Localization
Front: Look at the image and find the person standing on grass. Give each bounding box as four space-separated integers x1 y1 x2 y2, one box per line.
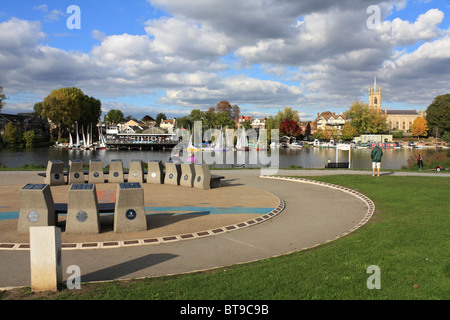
371 143 383 176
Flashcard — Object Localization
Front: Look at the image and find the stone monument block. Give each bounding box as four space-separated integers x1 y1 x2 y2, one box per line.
164 162 181 186
109 159 124 183
18 184 55 234
128 159 144 183
114 183 147 233
30 226 62 292
88 159 104 184
44 160 65 186
66 184 100 234
68 160 85 184
180 163 195 187
147 160 164 184
193 164 211 190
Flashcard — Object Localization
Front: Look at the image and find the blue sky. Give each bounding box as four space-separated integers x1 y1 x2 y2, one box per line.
1 0 450 121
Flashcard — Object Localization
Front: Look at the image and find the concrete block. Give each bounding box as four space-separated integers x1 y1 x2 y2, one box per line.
30 226 62 292
114 183 147 233
128 159 144 183
193 164 211 190
180 163 195 187
68 160 85 184
109 159 124 183
164 162 181 186
88 159 104 184
44 160 65 186
66 184 100 234
147 160 164 184
18 184 55 234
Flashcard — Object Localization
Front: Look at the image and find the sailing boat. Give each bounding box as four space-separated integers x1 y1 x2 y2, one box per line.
82 125 87 150
187 134 202 152
255 132 268 151
68 132 74 150
214 128 229 151
97 123 107 150
236 128 249 151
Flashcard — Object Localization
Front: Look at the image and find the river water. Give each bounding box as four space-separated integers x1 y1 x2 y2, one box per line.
0 146 415 170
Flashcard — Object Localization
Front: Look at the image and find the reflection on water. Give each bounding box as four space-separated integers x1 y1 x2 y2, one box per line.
0 146 415 170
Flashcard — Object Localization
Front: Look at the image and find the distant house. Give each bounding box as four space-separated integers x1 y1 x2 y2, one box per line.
251 118 266 131
298 121 317 137
315 111 346 131
236 115 254 128
160 119 176 133
0 113 49 136
121 124 149 134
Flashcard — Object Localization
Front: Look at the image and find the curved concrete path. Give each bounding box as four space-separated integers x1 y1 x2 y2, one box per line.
0 169 377 289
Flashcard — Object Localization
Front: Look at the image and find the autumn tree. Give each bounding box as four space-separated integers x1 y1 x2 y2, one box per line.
215 100 240 121
34 87 101 140
280 119 302 138
410 117 429 138
344 101 387 135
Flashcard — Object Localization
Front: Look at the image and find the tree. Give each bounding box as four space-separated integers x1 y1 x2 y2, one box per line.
2 122 20 147
341 122 358 141
105 109 125 124
410 117 429 138
156 113 167 127
215 100 240 121
279 119 302 138
0 86 6 113
426 94 450 137
34 87 101 139
275 107 300 123
345 101 387 135
23 130 36 148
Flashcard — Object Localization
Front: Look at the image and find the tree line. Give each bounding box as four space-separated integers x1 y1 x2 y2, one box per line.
1 85 450 148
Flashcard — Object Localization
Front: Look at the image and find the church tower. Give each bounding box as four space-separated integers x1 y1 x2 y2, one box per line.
368 77 381 111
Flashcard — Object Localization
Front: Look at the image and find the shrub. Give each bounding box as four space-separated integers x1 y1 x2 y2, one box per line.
406 149 450 169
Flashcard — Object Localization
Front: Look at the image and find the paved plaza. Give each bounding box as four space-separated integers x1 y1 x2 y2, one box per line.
1 168 442 289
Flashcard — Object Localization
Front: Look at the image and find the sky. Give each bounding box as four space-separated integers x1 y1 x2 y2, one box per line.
1 0 450 121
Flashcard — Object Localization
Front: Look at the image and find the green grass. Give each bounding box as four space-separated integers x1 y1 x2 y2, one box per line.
1 175 449 300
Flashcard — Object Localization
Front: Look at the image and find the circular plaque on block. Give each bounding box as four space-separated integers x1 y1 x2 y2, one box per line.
151 172 156 178
76 210 88 223
114 172 119 177
74 173 80 179
126 209 137 220
169 173 173 179
197 176 201 182
94 172 99 178
28 210 39 223
133 172 138 178
54 173 60 180
184 174 189 180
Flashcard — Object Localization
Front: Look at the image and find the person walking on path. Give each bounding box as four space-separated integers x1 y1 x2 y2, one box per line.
371 144 383 176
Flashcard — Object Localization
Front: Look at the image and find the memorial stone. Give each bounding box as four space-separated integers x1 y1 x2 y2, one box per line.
68 160 85 184
164 162 181 186
18 184 55 234
88 159 104 184
114 182 147 233
180 163 195 187
66 184 100 234
193 164 211 190
109 159 124 183
146 160 164 184
44 160 65 186
128 159 144 183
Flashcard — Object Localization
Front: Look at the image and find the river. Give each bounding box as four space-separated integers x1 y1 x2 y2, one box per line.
0 146 415 170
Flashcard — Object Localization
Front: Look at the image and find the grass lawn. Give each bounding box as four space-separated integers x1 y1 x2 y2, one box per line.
1 175 449 300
